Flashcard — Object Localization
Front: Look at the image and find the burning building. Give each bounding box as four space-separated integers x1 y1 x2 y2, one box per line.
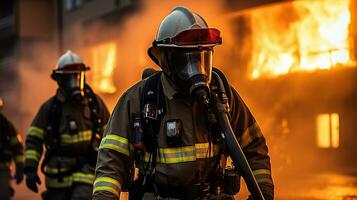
1 0 357 199
225 0 357 171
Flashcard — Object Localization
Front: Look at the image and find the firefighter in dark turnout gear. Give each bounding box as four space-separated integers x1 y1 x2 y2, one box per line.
93 7 274 200
24 51 110 200
0 98 24 200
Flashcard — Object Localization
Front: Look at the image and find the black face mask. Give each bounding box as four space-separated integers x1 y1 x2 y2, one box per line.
169 48 213 105
56 72 85 100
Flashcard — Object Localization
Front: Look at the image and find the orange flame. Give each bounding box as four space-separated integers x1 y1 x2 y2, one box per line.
248 0 352 79
92 42 117 93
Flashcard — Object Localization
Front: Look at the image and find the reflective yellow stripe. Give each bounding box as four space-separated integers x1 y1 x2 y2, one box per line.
160 146 194 154
61 130 93 144
253 169 273 184
25 150 41 161
45 172 95 187
44 167 69 174
94 177 121 188
93 186 119 197
195 143 219 158
27 126 44 140
99 134 130 156
73 173 95 184
93 177 121 197
145 143 220 164
253 169 271 176
104 135 128 144
240 122 263 149
100 144 129 156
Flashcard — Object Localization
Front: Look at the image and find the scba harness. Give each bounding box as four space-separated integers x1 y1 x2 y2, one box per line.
40 85 103 181
129 68 240 200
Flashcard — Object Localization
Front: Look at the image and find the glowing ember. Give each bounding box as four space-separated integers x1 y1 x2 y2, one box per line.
248 0 352 79
92 42 117 93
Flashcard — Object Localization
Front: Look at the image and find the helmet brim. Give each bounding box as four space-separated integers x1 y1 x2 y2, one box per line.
148 44 216 68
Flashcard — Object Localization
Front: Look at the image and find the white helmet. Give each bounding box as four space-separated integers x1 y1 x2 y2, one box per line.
148 6 222 67
53 50 89 74
52 50 89 100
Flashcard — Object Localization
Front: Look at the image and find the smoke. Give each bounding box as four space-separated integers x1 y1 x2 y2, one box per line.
61 0 235 110
12 0 357 199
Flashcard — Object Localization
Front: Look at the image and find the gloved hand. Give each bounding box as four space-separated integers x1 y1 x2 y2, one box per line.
24 167 41 193
14 162 24 184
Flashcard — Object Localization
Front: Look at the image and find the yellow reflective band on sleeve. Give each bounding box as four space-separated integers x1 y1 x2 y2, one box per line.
253 169 273 185
240 122 263 149
253 169 271 176
61 130 93 144
93 177 121 197
144 143 220 164
27 126 45 140
93 186 119 197
25 150 41 161
99 134 130 156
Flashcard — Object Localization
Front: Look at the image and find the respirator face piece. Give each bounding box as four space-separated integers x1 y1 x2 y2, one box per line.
55 72 85 100
171 48 212 83
169 48 213 98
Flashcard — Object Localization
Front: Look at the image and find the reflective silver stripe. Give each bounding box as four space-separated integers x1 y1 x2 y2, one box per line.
240 122 263 149
93 177 121 197
195 143 219 158
99 134 130 156
144 143 220 164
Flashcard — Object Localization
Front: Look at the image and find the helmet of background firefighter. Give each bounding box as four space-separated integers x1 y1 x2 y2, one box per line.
51 50 90 100
147 6 222 105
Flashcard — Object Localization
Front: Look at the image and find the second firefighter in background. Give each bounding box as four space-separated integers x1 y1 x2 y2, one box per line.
24 51 110 200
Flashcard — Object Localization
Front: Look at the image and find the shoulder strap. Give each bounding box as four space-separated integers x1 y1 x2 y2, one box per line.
41 97 65 180
84 84 103 146
141 71 165 153
139 71 166 195
45 97 63 148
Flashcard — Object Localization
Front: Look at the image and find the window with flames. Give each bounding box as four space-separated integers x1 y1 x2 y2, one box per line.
316 113 339 149
244 0 354 79
91 42 117 94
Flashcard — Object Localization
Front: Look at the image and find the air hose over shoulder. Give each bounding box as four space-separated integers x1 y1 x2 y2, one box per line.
193 71 265 200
